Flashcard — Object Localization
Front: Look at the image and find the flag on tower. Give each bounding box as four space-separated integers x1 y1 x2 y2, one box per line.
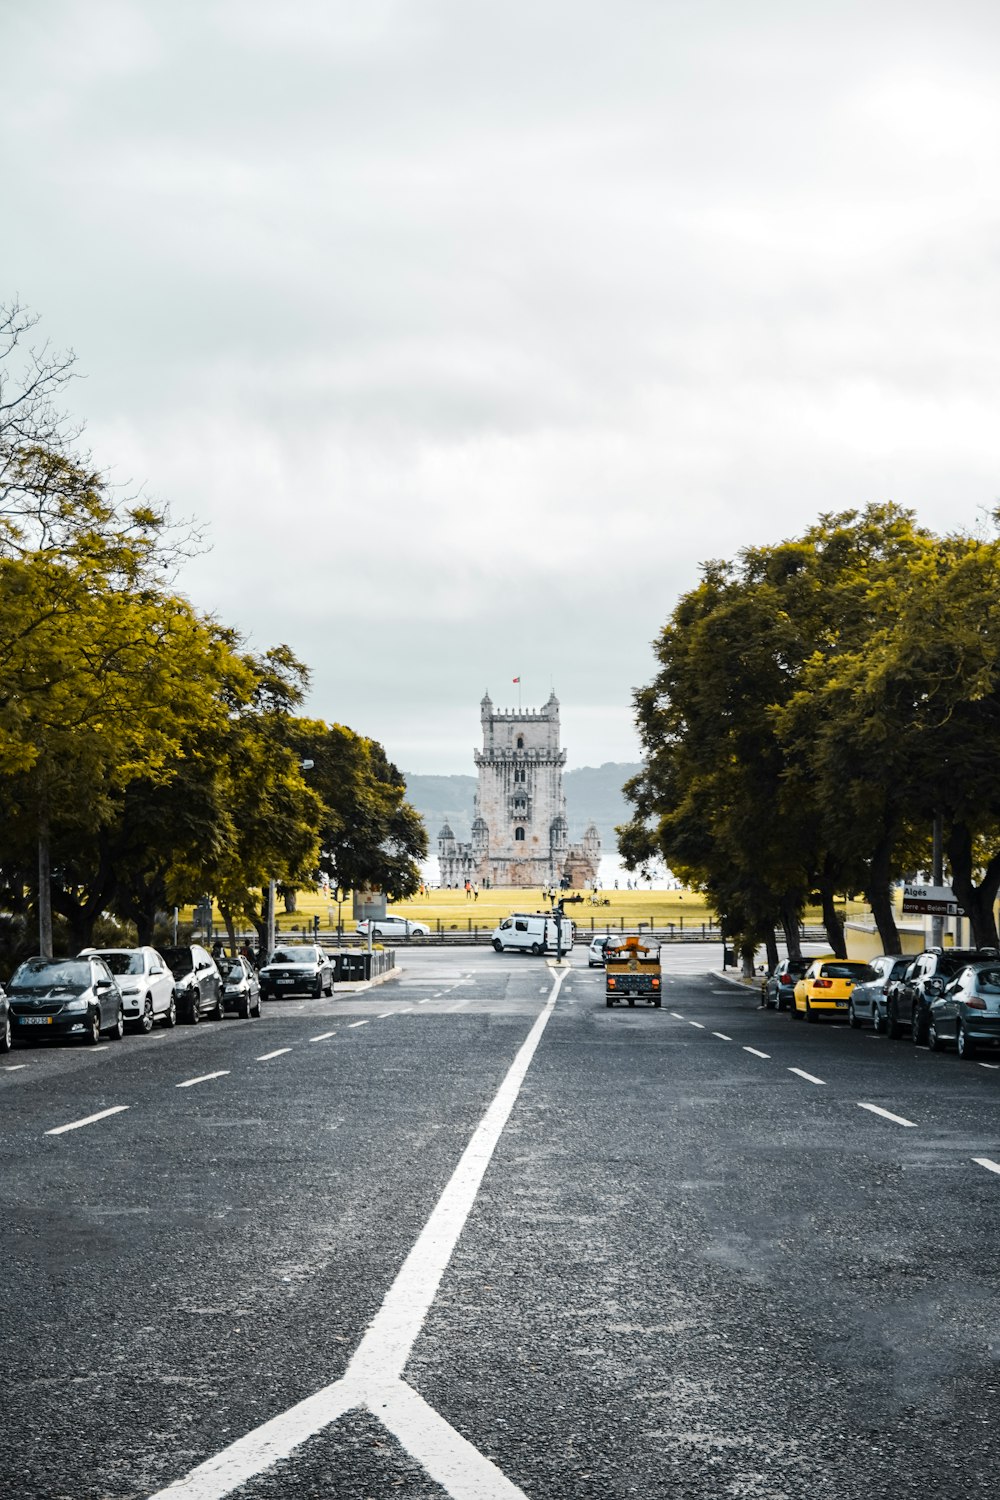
512 676 520 683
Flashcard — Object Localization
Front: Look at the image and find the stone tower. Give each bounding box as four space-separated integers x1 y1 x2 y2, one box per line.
436 691 601 889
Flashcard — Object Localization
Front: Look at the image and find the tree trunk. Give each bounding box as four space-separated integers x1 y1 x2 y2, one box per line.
220 904 238 954
764 927 780 972
946 822 1000 949
37 813 53 958
740 940 756 978
865 835 901 954
780 901 802 959
819 877 847 958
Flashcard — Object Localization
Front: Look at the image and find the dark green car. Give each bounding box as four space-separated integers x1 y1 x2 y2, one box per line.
927 962 1000 1058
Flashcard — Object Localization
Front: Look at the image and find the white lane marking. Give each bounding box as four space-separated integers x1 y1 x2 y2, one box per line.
689 1021 705 1029
417 998 431 1005
256 1049 292 1062
46 1104 129 1135
145 973 568 1500
310 1031 337 1042
378 1011 395 1019
979 1062 1000 1070
857 1102 917 1128
176 1071 230 1089
712 1031 732 1041
3 1063 29 1071
973 1157 1000 1176
788 1067 826 1085
670 1012 684 1020
744 1046 770 1059
348 1020 371 1028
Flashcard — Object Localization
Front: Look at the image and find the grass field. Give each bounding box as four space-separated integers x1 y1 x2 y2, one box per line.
195 885 871 938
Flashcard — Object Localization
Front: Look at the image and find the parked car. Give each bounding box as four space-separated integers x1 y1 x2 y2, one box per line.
160 945 223 1024
588 935 615 967
218 955 262 1017
80 946 176 1032
0 980 10 1053
848 954 910 1030
883 947 996 1041
356 916 431 940
927 961 1000 1057
761 957 810 1011
258 944 333 1000
6 955 124 1044
792 957 875 1022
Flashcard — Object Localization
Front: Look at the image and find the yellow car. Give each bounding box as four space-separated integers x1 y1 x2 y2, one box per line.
792 957 875 1022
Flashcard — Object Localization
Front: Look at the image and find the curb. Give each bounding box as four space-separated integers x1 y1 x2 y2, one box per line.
333 966 402 996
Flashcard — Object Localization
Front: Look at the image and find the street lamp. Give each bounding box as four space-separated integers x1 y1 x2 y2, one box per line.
266 758 316 961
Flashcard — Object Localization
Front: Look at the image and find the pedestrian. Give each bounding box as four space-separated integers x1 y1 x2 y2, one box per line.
473 883 479 901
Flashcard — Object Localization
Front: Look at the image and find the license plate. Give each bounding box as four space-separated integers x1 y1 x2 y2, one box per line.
278 978 295 985
20 1015 52 1025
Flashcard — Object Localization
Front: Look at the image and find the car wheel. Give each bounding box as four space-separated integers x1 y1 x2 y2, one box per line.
162 996 177 1028
0 1012 11 1052
805 1001 815 1024
239 991 251 1018
872 1005 884 1035
314 978 323 999
531 943 543 956
251 990 261 1017
911 1007 927 1045
927 1016 944 1052
109 1004 125 1041
136 996 154 1035
957 1022 976 1059
886 1003 901 1039
653 998 661 1008
848 1000 860 1029
605 996 615 1007
187 991 200 1024
627 998 635 1007
86 1009 101 1045
213 990 225 1022
493 939 503 952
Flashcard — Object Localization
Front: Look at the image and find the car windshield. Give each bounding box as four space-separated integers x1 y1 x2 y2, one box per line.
10 958 92 993
820 963 872 979
272 948 319 965
974 967 1000 993
220 958 245 978
99 952 144 976
161 948 194 975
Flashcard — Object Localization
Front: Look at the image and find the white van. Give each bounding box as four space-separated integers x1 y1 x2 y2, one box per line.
491 913 574 955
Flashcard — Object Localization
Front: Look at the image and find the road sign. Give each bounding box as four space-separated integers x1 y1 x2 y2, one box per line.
901 884 965 916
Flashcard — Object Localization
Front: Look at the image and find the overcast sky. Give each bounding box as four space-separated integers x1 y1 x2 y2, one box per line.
4 1 1000 773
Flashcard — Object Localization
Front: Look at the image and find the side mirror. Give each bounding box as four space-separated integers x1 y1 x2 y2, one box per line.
150 965 163 976
95 977 112 992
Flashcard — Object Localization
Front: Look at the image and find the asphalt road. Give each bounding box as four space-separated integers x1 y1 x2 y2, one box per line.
3 947 1000 1499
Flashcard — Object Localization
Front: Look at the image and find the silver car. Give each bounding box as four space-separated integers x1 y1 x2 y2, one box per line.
82 947 177 1032
588 935 614 967
849 954 910 1030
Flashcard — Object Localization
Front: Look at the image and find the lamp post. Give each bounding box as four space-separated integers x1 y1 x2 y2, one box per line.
266 758 315 963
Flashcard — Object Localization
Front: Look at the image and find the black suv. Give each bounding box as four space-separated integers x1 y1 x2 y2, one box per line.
884 947 999 1042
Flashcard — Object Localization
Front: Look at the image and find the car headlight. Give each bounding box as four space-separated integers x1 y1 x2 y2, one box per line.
64 998 89 1013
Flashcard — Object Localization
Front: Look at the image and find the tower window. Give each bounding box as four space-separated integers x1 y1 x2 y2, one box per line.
514 827 525 842
514 766 525 783
516 736 524 749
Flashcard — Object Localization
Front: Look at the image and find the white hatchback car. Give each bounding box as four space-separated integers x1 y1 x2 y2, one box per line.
83 947 177 1032
588 935 616 967
356 916 431 939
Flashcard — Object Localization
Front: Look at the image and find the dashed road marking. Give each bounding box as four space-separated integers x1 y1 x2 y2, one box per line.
689 1021 705 1029
712 1031 732 1041
176 1071 230 1088
788 1067 825 1086
417 999 431 1005
348 1020 370 1029
857 1102 917 1127
670 1012 684 1020
256 1048 292 1062
378 1011 395 1019
744 1046 770 1059
3 1063 28 1071
310 1031 337 1042
979 1062 1000 1070
973 1157 1000 1176
46 1104 130 1135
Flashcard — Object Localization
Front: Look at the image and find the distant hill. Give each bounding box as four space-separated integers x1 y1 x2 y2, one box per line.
404 762 642 852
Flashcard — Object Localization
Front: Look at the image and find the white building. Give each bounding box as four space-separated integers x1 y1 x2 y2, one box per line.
438 691 601 888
